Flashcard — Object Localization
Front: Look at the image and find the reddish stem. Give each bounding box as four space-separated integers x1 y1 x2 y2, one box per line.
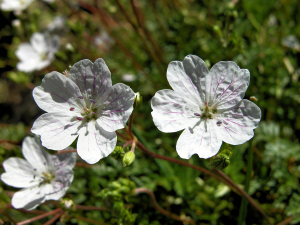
17 208 61 225
123 140 133 148
56 149 77 154
134 188 194 224
76 205 106 211
44 211 65 225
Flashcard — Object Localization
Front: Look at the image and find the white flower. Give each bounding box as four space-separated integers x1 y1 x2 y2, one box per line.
0 0 34 11
0 0 55 11
0 136 76 210
31 58 135 164
16 32 60 72
151 55 261 159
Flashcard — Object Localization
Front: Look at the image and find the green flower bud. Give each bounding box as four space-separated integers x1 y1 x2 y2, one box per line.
112 201 124 218
211 144 232 170
250 96 258 102
59 198 76 211
211 153 230 170
108 181 122 190
123 151 135 167
133 92 143 111
111 146 125 160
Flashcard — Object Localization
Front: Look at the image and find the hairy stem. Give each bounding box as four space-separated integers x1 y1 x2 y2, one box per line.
134 188 195 224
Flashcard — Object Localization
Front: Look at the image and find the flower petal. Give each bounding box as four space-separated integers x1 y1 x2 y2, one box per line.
11 186 45 210
151 89 200 133
22 136 51 172
96 83 135 132
0 0 34 11
51 152 77 170
44 168 73 200
68 58 112 103
167 55 208 106
30 33 48 55
206 61 250 110
1 157 38 188
15 43 39 61
176 120 222 159
77 121 117 164
31 112 81 150
33 71 85 113
216 99 261 145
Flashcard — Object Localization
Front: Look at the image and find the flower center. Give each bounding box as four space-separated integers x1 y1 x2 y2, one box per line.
41 172 54 184
195 102 217 119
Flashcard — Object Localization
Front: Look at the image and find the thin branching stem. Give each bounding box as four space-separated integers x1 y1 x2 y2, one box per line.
17 208 61 225
134 188 195 224
44 211 65 225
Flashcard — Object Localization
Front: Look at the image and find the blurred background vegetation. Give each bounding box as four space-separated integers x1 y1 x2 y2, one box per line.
0 0 300 224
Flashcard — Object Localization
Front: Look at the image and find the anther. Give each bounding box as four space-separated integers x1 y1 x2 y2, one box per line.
76 117 83 121
78 96 83 99
216 121 222 126
91 112 95 115
194 113 201 117
89 99 96 104
70 107 75 111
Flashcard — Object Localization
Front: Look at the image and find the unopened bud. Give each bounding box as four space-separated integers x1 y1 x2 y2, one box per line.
133 92 143 111
59 198 75 211
112 201 124 218
211 144 232 170
250 96 258 102
111 146 125 160
108 181 122 190
122 151 135 167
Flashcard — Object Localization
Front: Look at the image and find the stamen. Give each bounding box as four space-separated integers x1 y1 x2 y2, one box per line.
89 99 96 104
78 96 83 99
194 113 201 117
76 117 83 121
216 121 222 126
70 107 75 111
91 112 95 115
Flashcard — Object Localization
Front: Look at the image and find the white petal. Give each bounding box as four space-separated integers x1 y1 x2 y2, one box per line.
51 152 77 169
31 112 81 150
1 157 38 188
68 58 112 104
216 99 261 145
0 0 34 11
17 59 42 73
207 61 250 110
151 89 199 133
30 33 48 55
1 172 39 188
22 136 51 172
77 121 117 164
11 186 45 210
167 55 208 106
96 83 135 132
33 71 85 113
15 43 39 61
176 120 222 159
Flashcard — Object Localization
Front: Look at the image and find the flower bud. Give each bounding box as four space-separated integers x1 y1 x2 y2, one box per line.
112 201 124 218
59 198 75 211
122 151 135 167
250 96 258 102
133 92 143 111
111 146 125 160
211 153 230 170
108 181 122 190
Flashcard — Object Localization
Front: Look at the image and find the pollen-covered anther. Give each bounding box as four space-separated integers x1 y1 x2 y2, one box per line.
194 113 201 117
76 117 83 121
70 107 75 111
78 96 83 99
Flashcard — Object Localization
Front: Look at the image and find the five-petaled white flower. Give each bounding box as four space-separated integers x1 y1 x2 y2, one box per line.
1 136 76 210
0 0 55 11
31 58 135 164
151 55 261 159
16 32 59 72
